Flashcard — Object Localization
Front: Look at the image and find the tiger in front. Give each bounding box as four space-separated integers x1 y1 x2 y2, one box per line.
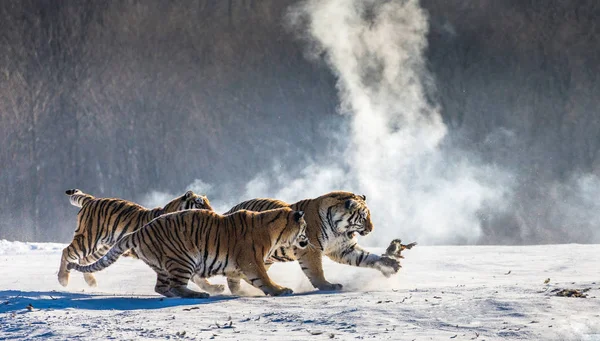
68 208 309 298
221 191 401 293
58 189 219 292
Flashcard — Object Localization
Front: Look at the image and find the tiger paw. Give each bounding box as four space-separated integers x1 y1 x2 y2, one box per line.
84 273 98 287
190 292 211 299
317 282 343 291
205 284 225 294
271 287 294 296
57 272 70 287
376 256 401 277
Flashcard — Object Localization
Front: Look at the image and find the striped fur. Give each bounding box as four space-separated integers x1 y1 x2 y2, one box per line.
58 189 214 289
222 191 401 293
67 208 308 298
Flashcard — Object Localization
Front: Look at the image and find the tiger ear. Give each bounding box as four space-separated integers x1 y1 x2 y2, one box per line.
195 196 205 205
294 211 305 222
184 190 194 199
345 199 359 211
361 194 366 201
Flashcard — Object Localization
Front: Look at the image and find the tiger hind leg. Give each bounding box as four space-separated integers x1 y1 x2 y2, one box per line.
191 274 225 294
83 274 97 287
154 273 175 297
58 238 88 287
168 274 209 298
58 247 76 287
79 245 111 287
81 264 98 287
162 263 209 298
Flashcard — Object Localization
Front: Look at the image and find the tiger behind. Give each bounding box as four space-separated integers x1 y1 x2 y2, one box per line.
59 189 214 290
68 208 309 298
222 191 401 293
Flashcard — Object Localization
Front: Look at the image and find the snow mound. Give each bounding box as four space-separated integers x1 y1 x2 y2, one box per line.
0 239 65 255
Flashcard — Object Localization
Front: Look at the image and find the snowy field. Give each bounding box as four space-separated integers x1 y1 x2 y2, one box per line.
0 240 599 340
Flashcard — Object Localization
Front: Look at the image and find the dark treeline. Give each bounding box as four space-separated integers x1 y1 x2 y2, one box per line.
0 0 338 241
1 0 599 243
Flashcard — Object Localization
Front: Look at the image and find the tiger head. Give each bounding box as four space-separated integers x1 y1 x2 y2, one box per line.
288 210 309 249
324 193 373 238
163 190 214 213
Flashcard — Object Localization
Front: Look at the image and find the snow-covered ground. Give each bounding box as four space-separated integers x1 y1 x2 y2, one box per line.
0 240 598 340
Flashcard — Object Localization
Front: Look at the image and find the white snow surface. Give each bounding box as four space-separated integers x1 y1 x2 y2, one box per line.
0 240 599 340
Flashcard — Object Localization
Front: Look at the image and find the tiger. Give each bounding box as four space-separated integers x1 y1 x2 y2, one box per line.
58 189 221 294
220 191 401 294
67 208 309 298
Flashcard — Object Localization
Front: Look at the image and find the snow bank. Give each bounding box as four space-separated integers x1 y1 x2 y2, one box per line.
0 239 65 255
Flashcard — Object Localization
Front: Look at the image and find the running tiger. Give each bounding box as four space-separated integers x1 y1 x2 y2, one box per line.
68 208 309 298
58 189 217 292
222 191 401 293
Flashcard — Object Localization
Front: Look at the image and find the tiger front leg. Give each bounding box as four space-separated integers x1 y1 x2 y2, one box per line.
296 247 343 291
225 276 260 296
239 261 292 296
373 256 402 277
225 262 273 296
326 243 401 278
190 274 225 294
226 277 243 295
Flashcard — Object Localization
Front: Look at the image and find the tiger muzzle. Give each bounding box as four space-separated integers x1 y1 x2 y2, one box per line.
359 221 374 236
359 229 370 236
295 234 309 249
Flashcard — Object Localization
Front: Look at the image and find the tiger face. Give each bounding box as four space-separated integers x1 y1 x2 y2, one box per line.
164 190 213 213
282 211 309 249
328 195 373 238
288 211 309 249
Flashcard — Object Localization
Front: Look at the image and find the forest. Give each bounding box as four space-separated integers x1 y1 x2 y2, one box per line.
1 0 599 244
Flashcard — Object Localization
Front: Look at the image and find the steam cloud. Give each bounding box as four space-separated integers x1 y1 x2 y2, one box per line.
241 0 510 246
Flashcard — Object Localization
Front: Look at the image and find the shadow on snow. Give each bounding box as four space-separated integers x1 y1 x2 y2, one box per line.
0 290 238 312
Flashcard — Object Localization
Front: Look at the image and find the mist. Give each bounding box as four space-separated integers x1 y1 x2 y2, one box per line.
211 0 510 246
1 1 599 245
